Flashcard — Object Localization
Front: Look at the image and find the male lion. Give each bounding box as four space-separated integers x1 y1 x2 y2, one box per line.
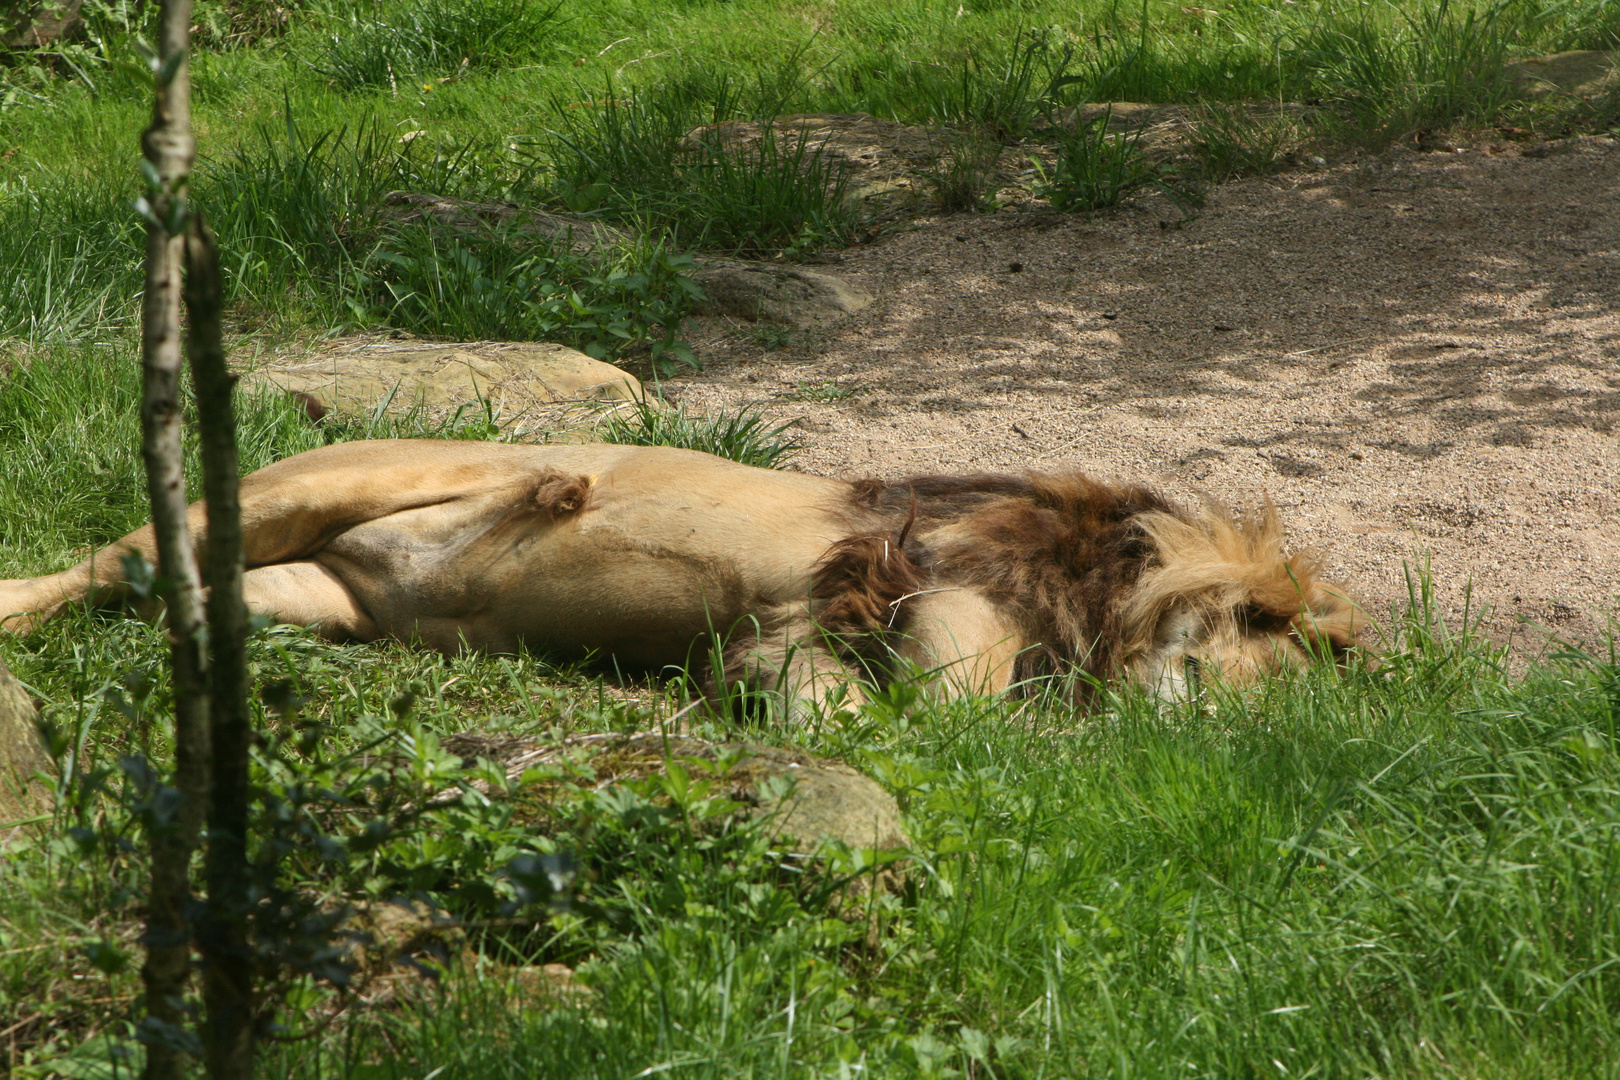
0 440 1363 709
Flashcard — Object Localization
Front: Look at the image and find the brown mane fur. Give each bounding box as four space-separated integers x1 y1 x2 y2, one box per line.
798 471 1359 699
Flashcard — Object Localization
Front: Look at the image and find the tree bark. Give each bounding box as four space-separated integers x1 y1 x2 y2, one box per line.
137 3 209 1079
187 214 256 1080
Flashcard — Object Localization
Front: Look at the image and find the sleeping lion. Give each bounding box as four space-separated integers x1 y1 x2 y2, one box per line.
0 440 1364 710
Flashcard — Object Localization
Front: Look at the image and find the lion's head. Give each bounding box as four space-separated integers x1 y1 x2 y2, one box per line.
1121 504 1366 698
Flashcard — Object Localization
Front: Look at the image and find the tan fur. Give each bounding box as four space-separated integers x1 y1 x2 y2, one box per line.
0 440 1365 713
1121 505 1363 692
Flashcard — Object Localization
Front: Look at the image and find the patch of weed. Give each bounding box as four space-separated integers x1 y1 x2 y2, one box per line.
1189 103 1307 182
530 74 858 257
198 112 413 321
595 398 800 468
306 0 563 93
1291 0 1517 148
748 322 793 351
1033 108 1186 213
941 27 1087 142
0 172 139 341
781 380 854 403
918 132 1005 214
363 222 703 371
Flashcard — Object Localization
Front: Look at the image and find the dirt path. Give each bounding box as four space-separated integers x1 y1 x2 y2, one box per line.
676 135 1620 658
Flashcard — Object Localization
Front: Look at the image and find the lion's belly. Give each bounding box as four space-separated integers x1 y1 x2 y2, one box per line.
312 448 849 666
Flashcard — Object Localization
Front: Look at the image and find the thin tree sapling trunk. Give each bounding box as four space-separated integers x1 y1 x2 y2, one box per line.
187 213 256 1080
136 2 208 1079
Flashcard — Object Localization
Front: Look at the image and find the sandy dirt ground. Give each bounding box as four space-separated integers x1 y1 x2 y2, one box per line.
674 134 1620 660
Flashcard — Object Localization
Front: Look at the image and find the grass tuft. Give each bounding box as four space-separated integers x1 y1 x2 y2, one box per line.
919 132 1005 214
531 75 859 257
306 0 563 93
1292 0 1518 148
1187 103 1308 182
1033 108 1181 213
363 222 703 370
595 397 801 469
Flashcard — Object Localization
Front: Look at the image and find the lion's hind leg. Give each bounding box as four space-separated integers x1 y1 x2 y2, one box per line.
0 537 154 634
242 562 380 642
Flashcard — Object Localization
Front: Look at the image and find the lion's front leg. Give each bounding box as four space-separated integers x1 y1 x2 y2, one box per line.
892 588 1023 700
720 604 870 719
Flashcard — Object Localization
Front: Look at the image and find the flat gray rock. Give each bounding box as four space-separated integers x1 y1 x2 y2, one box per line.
1505 50 1619 97
240 341 644 438
690 262 873 329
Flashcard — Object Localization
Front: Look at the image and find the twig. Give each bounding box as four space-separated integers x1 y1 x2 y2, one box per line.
887 587 961 628
616 50 669 78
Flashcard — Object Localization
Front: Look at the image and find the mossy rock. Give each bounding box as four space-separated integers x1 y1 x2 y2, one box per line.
0 656 50 840
443 731 909 867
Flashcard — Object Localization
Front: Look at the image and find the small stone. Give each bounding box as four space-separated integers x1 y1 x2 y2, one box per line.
691 263 874 328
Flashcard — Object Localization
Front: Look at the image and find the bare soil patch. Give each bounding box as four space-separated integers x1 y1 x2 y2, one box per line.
673 135 1620 658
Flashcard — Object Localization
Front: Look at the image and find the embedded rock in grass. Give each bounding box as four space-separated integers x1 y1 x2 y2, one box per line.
1505 50 1620 98
444 732 909 882
719 741 909 857
240 341 645 439
3 0 84 48
691 262 873 329
683 112 964 215
342 898 464 978
1049 102 1173 131
382 193 633 255
0 656 50 840
385 186 876 327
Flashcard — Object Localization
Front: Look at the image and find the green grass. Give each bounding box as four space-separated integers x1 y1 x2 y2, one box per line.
1034 108 1182 213
305 0 564 93
596 395 803 469
528 70 861 256
5 0 1618 345
7 587 1620 1076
